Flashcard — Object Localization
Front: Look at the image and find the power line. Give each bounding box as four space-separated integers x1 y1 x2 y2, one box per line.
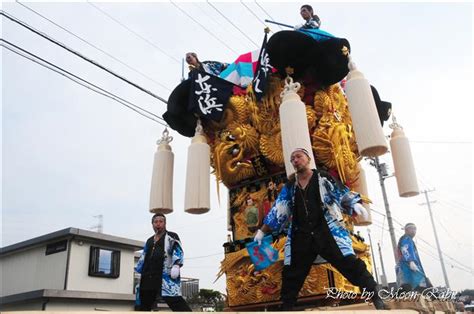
206 1 259 48
434 193 472 212
418 173 469 217
2 40 166 126
369 206 472 273
436 199 471 215
1 39 168 127
240 1 268 28
416 241 473 275
416 235 472 271
175 215 227 232
186 252 223 260
436 218 470 249
86 1 180 64
0 10 169 105
436 195 471 211
411 140 471 144
421 189 463 287
380 215 387 245
15 1 172 92
170 1 238 54
371 220 389 232
416 174 433 191
371 204 405 228
410 229 473 273
191 3 244 49
254 1 282 30
370 207 386 217
415 172 471 213
371 217 474 275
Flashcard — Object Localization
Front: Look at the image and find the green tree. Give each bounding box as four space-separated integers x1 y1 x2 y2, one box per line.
188 289 226 311
460 289 474 297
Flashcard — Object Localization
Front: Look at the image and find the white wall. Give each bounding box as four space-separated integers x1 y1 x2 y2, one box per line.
66 239 135 294
0 245 67 296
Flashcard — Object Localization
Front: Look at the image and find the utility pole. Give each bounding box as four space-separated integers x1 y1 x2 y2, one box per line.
420 189 450 288
371 157 398 262
181 58 185 82
367 229 379 284
377 242 388 287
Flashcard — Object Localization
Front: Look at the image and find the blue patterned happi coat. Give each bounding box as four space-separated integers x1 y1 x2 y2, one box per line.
396 234 427 289
263 169 362 265
135 231 184 297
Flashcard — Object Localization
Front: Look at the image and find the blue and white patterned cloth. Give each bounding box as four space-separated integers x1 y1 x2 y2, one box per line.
396 235 428 289
296 28 335 42
135 231 184 297
263 170 361 265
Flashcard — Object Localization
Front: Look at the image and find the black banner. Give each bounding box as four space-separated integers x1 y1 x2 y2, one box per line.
188 70 233 122
252 32 272 101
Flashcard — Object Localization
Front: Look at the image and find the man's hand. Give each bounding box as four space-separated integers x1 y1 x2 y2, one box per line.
409 261 420 272
353 203 369 221
170 265 180 279
254 229 265 245
293 23 303 30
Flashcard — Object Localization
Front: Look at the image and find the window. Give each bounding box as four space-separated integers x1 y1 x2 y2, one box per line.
45 240 68 255
89 246 120 278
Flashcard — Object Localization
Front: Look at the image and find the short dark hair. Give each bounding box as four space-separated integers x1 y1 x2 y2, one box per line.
301 4 313 13
151 213 166 223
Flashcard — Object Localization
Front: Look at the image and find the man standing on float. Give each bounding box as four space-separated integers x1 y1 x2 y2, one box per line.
254 148 386 310
396 223 431 291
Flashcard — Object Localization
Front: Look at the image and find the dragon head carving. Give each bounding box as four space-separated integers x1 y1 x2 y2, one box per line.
212 123 260 187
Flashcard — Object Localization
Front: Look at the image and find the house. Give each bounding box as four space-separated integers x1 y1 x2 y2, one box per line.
181 277 199 301
0 227 143 311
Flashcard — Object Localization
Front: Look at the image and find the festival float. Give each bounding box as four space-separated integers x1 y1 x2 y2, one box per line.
153 21 394 310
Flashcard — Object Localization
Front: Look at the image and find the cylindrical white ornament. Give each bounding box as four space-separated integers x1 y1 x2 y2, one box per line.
184 120 211 214
149 129 174 214
279 76 316 178
389 117 419 197
345 56 388 157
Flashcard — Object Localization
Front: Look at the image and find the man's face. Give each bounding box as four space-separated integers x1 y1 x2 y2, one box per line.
186 53 198 66
152 217 166 233
406 226 416 237
300 7 312 20
290 151 310 172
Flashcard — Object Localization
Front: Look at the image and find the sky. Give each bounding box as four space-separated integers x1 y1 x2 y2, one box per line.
2 1 473 294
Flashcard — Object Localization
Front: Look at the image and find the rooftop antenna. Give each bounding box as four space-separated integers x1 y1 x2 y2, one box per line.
90 214 103 233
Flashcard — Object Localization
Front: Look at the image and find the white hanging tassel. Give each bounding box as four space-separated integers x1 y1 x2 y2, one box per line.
345 55 388 157
389 115 419 197
184 119 210 214
279 72 317 178
352 163 373 226
149 128 174 214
